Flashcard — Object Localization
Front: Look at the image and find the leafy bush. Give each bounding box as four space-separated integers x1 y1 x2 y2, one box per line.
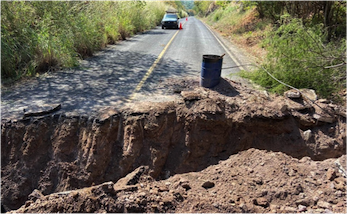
205 3 246 28
211 9 224 22
241 17 346 99
1 2 38 79
1 1 166 81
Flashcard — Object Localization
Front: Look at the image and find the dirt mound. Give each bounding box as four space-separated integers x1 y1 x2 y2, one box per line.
10 150 347 213
2 78 346 212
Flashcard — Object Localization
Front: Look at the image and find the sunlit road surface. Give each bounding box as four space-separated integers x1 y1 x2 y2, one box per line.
1 17 245 121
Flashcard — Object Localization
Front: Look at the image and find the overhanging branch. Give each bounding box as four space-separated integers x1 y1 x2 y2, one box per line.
324 62 346 69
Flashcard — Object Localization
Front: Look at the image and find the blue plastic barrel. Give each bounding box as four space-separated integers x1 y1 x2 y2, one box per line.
200 55 223 88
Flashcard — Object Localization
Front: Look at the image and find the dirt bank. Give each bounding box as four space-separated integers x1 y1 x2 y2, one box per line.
2 78 346 212
9 150 347 213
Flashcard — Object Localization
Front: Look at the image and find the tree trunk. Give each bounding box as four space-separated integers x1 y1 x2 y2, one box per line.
324 1 333 41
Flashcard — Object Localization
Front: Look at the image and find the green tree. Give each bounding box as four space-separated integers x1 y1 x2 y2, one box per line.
242 18 346 99
253 1 346 40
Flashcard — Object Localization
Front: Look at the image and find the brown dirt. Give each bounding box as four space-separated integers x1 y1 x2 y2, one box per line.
2 78 346 213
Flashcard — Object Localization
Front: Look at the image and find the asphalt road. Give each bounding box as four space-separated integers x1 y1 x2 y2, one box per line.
1 17 245 120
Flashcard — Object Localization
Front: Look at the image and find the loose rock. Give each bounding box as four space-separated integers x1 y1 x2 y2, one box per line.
202 181 215 189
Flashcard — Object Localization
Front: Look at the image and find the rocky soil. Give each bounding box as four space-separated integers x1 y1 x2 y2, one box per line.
2 78 346 213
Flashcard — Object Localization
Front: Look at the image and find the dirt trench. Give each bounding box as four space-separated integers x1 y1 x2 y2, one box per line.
1 80 346 211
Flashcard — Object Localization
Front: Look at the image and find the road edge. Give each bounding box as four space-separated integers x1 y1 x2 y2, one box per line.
199 18 257 72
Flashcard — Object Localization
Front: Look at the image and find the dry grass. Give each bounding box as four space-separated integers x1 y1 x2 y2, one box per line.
206 7 271 64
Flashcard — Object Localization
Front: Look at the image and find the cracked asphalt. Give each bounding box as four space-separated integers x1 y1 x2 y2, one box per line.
1 17 250 121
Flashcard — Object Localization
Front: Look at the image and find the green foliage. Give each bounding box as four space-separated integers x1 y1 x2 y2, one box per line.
206 2 262 36
208 4 239 25
165 1 188 18
241 18 346 99
240 1 257 11
197 1 345 100
216 1 231 10
1 1 166 81
254 1 346 40
193 1 212 16
181 1 194 10
211 9 224 22
254 1 284 20
1 1 37 79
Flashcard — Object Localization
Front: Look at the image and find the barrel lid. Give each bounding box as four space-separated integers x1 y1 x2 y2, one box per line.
203 55 222 63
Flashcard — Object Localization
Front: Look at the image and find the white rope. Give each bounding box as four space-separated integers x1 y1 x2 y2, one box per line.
257 65 335 117
335 159 347 178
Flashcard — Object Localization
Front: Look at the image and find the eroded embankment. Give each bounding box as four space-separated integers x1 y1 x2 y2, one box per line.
1 84 346 211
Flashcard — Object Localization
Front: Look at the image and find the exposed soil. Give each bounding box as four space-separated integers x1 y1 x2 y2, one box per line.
2 78 346 213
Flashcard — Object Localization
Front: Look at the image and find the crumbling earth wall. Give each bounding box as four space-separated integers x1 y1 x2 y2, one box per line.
1 88 346 211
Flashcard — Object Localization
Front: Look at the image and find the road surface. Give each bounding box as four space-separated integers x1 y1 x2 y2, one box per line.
1 17 248 120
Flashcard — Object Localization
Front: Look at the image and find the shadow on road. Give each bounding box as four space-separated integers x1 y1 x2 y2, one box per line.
1 47 197 120
141 31 170 35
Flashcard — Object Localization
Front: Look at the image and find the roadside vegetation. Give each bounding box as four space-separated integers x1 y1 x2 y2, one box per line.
1 1 187 84
194 1 346 101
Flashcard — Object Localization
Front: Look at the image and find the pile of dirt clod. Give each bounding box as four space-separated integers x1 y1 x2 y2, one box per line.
9 151 347 213
2 78 346 213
